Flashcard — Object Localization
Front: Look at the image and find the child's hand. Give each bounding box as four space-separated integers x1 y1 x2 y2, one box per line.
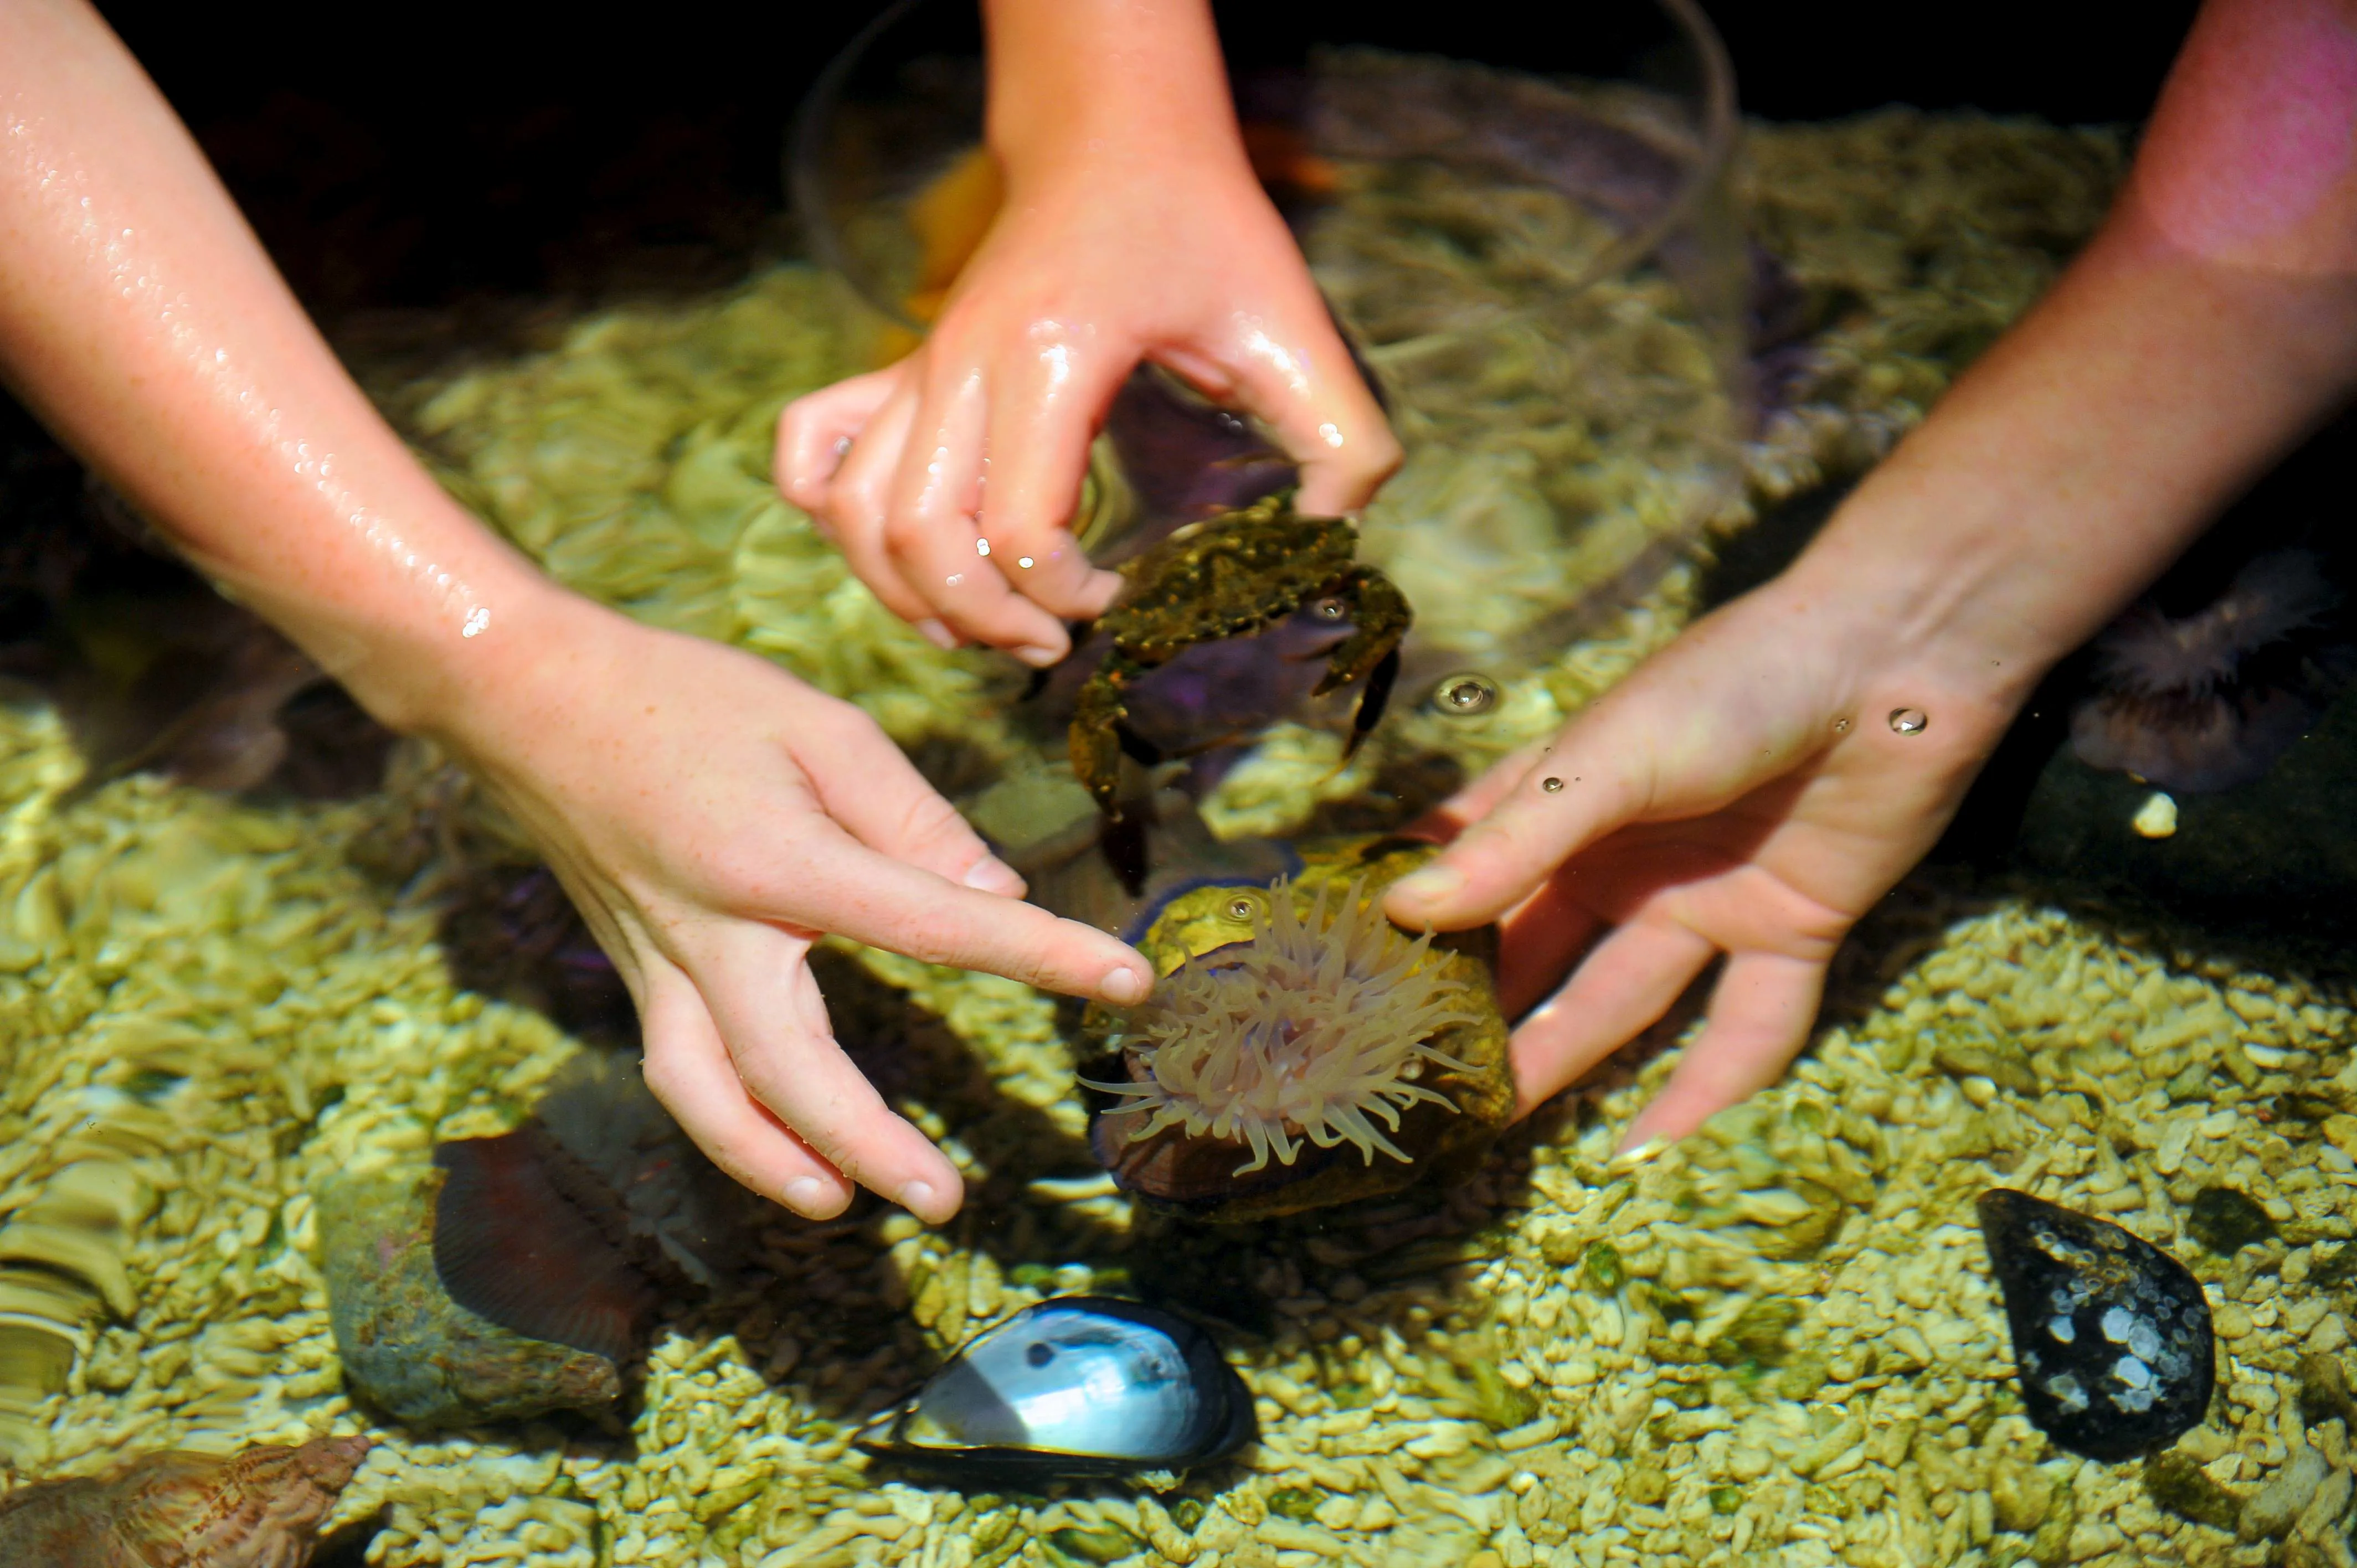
775 1 1398 667
440 589 1156 1223
1384 567 2018 1152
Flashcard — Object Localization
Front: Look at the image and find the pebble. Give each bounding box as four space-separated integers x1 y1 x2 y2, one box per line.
2241 1446 2329 1540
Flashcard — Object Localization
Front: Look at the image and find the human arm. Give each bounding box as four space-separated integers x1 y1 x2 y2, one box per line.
0 0 1156 1221
1383 0 2357 1148
775 0 1400 664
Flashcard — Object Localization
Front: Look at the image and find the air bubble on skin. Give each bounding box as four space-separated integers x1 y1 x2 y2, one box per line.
1017 556 1035 570
1541 777 1565 793
976 538 991 558
1318 422 1343 448
946 573 965 589
1889 708 1929 735
461 607 490 638
1832 716 1852 734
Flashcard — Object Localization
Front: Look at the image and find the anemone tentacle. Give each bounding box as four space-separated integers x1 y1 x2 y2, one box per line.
1081 875 1485 1175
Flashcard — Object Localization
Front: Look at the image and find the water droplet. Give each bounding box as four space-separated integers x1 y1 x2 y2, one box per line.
1432 673 1500 716
461 607 490 638
1831 716 1852 734
976 538 992 558
1017 556 1035 570
1888 708 1928 735
1540 776 1565 793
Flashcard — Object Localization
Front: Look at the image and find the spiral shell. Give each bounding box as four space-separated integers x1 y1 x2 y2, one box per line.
0 1433 369 1567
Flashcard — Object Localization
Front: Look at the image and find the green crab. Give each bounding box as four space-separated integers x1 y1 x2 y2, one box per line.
1068 493 1412 816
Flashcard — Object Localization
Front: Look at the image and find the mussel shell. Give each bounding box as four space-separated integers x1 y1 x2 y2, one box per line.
854 1297 1253 1481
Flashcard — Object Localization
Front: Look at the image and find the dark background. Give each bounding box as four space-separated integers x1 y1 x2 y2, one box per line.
90 0 2205 323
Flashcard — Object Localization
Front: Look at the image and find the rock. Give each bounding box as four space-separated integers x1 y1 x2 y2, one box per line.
2299 1355 2357 1429
2142 1451 2242 1533
318 1164 624 1427
2296 1462 2353 1540
1977 1189 2216 1462
2240 1445 2328 1541
2185 1186 2277 1255
1990 1462 2054 1535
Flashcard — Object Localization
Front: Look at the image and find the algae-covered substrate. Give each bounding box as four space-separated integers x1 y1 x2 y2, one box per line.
4 111 2351 1568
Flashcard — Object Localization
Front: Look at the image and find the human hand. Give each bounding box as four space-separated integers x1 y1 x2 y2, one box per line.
435 587 1155 1224
775 8 1398 666
1383 570 2021 1152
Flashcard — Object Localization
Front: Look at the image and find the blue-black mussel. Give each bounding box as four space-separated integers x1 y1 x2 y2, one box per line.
854 1297 1254 1482
1977 1189 2215 1463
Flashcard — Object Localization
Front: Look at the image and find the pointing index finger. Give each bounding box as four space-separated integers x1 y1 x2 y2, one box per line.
1386 734 1652 931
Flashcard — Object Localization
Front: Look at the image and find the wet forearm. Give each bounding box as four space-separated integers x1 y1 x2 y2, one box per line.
0 0 552 733
982 0 1246 184
1785 0 2357 716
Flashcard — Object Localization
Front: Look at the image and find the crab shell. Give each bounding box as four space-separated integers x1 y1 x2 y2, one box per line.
1068 495 1412 816
0 1435 370 1568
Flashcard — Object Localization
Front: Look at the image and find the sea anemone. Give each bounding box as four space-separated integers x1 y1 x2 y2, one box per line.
1081 876 1487 1175
2071 549 2344 793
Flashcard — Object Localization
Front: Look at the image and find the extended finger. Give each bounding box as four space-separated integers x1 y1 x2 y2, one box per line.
821 379 946 634
794 703 1025 897
1405 737 1558 842
1387 726 1654 931
972 332 1128 625
1505 918 1716 1117
776 368 900 515
730 819 1151 1003
1216 311 1401 517
1493 870 1603 1018
691 920 966 1224
635 960 858 1219
1620 949 1827 1150
882 364 1075 662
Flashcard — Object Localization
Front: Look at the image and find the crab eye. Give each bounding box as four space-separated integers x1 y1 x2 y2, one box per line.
1310 597 1347 621
1223 892 1268 924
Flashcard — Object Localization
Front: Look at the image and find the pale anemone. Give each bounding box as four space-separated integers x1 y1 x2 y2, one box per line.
1082 876 1486 1175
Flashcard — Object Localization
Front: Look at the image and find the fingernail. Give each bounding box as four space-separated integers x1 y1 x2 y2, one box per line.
962 855 1026 896
783 1176 825 1214
1012 643 1067 668
1100 966 1150 1005
1609 1132 1672 1170
914 618 959 651
1390 865 1461 907
898 1179 938 1218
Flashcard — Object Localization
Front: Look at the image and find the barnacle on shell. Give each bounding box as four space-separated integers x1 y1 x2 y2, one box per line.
1081 876 1485 1175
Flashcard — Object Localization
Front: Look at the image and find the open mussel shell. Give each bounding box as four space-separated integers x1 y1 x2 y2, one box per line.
854 1297 1254 1481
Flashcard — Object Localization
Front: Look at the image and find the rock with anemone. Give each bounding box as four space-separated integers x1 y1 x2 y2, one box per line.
1077 835 1513 1223
2071 548 2349 793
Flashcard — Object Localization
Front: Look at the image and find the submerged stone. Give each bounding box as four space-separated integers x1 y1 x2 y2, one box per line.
2184 1185 2276 1255
2143 1451 2242 1533
1976 1189 2215 1463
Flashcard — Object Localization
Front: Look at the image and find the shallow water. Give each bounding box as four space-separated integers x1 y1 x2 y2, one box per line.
1 104 2344 1568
